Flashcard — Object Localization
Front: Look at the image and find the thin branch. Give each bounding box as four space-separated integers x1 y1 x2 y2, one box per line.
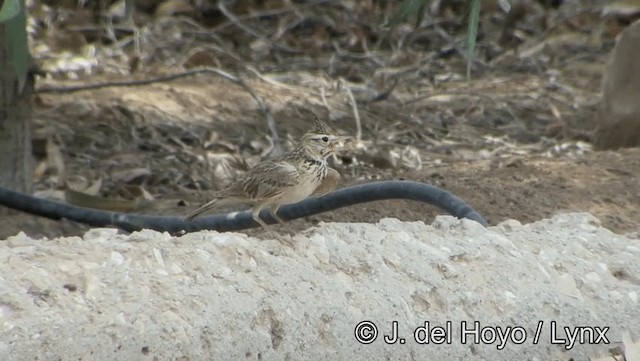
246 66 318 95
341 79 362 141
320 86 330 111
366 80 398 103
36 68 232 93
211 0 332 33
217 1 301 54
36 67 283 154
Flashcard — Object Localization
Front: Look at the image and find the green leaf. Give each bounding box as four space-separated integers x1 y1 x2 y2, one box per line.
0 0 21 22
465 0 481 80
124 0 134 20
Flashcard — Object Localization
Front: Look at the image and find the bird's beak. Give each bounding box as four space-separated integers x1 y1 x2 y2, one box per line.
334 135 355 150
328 136 347 151
324 136 347 156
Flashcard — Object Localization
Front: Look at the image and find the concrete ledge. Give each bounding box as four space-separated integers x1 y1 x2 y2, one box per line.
1 213 639 360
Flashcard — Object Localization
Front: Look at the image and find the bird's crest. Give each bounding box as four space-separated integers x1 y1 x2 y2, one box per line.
311 114 334 134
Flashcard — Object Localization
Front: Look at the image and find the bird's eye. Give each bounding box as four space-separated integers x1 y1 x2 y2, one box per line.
321 136 329 142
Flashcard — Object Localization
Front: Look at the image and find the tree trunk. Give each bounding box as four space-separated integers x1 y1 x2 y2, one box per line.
0 25 33 200
594 19 640 150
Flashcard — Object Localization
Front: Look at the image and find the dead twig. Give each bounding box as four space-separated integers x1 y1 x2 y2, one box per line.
246 66 320 96
217 1 301 55
367 80 398 103
341 79 362 141
211 0 332 33
320 86 331 113
36 69 225 93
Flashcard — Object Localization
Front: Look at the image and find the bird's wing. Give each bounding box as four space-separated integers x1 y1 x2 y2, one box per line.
242 160 300 200
311 167 340 197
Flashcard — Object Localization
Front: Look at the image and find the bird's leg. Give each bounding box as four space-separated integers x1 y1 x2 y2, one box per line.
248 204 294 246
267 205 297 247
251 205 286 241
268 205 287 225
251 206 270 228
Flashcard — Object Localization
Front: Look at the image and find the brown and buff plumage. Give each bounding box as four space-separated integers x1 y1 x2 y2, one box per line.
185 116 344 228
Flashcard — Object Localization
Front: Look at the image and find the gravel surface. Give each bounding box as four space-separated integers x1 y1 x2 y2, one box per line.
1 213 639 361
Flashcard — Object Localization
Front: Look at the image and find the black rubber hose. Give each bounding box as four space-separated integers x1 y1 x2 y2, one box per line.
0 181 488 233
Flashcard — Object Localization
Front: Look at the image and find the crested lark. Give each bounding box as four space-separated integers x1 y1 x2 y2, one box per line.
185 116 344 228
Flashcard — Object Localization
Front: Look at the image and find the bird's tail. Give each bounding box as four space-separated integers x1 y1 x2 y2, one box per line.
185 198 221 221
